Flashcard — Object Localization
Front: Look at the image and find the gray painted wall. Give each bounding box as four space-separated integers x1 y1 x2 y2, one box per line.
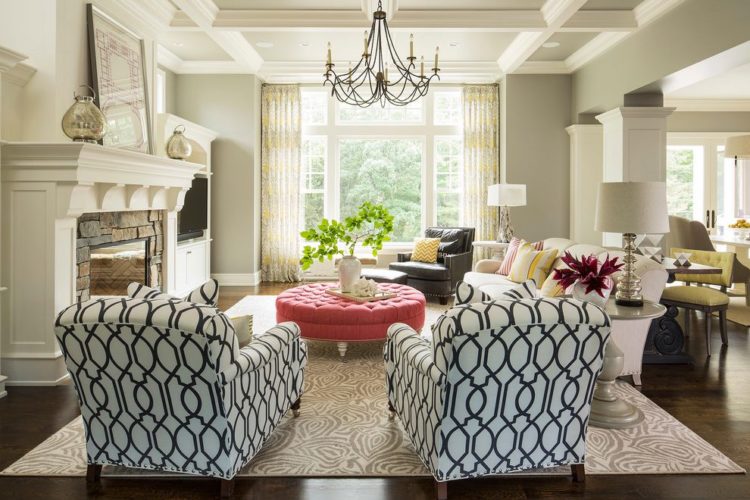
572 0 750 121
174 75 261 276
160 66 177 115
668 112 750 132
503 74 572 242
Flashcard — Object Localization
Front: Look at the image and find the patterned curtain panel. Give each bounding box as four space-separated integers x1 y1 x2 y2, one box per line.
261 85 302 282
462 85 499 258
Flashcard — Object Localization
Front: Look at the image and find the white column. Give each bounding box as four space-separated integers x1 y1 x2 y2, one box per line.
0 46 34 397
164 210 179 294
595 107 675 246
567 124 603 246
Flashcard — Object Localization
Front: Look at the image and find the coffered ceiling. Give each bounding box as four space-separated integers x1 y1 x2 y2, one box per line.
125 0 686 82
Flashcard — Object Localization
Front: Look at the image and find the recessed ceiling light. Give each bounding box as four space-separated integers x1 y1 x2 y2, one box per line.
449 42 459 47
256 41 274 48
542 42 560 48
299 42 310 47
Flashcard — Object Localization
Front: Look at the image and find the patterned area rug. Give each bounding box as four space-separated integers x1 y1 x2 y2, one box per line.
2 296 744 478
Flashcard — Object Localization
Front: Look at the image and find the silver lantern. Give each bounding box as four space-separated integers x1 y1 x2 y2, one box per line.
61 85 107 143
166 125 192 160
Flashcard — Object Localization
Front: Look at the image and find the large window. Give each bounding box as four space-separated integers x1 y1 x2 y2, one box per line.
300 88 463 243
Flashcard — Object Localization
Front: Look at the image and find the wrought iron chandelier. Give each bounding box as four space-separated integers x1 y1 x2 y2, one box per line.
324 0 440 108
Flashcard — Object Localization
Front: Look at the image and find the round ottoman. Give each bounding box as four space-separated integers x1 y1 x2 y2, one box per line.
276 282 426 359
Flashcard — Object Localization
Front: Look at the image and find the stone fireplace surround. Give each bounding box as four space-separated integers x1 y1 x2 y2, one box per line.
1 142 203 386
76 210 164 302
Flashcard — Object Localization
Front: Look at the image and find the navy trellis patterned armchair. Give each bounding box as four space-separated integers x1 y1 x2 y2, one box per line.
55 297 307 496
384 297 611 499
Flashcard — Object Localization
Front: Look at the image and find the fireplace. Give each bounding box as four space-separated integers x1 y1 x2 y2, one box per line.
89 239 149 297
76 210 164 302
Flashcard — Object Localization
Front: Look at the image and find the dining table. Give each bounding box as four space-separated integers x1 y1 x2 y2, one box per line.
643 257 723 364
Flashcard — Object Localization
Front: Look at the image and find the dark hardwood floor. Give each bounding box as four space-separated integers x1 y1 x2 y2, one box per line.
1 284 749 499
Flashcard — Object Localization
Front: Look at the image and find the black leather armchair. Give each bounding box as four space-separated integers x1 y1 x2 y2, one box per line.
389 227 475 304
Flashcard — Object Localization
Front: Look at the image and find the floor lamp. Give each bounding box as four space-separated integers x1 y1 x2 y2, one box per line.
595 182 669 307
488 184 526 243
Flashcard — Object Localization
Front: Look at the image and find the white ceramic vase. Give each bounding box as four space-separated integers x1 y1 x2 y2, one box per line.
572 280 611 308
338 255 362 293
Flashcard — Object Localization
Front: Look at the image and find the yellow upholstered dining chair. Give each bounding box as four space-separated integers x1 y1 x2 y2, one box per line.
661 248 733 356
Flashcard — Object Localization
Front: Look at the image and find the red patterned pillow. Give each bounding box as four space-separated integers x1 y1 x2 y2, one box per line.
496 237 544 275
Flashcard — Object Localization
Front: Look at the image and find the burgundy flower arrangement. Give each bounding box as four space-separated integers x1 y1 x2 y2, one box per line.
552 252 624 298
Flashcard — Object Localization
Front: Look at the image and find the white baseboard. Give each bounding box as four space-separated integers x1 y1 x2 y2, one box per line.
212 272 261 286
5 373 70 387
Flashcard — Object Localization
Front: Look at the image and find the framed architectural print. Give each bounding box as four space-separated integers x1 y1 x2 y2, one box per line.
87 4 152 154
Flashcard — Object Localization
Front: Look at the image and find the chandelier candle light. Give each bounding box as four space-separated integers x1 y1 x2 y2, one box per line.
324 0 440 107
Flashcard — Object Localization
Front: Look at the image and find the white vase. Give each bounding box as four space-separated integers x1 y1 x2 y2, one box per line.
338 255 362 293
572 281 611 308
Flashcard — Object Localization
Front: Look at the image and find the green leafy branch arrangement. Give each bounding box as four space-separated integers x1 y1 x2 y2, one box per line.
300 202 395 270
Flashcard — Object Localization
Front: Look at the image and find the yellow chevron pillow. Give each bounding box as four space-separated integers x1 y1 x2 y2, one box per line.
508 243 559 287
411 238 441 263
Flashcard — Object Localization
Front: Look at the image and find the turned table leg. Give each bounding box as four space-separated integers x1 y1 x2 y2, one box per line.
337 342 348 360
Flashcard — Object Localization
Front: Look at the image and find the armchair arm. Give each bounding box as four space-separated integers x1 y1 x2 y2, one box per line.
397 252 412 262
474 258 502 274
385 323 444 386
444 251 474 289
220 322 302 384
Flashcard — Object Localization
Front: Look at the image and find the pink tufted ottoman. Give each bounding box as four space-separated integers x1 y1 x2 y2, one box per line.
276 282 426 359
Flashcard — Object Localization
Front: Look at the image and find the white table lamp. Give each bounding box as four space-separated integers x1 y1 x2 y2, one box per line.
595 181 669 307
487 184 526 243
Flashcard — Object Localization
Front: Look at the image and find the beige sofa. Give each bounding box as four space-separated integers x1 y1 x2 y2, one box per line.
463 237 669 385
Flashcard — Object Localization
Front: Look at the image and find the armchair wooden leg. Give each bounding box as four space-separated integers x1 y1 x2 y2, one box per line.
291 397 301 418
439 296 448 305
705 311 713 357
220 478 235 498
435 480 448 500
719 310 729 346
571 463 585 483
86 464 102 484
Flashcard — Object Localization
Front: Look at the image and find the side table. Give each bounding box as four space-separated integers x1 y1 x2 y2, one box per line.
472 240 509 260
590 299 666 429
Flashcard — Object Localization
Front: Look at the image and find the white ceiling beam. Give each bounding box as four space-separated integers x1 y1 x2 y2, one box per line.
497 0 588 75
171 0 263 72
664 98 750 112
515 61 570 74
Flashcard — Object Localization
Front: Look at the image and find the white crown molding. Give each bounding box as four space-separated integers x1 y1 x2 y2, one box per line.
107 0 176 35
157 44 184 72
515 61 570 74
634 0 685 26
565 31 629 72
0 46 28 73
171 0 263 72
664 99 750 112
595 106 676 124
3 62 36 87
258 60 500 83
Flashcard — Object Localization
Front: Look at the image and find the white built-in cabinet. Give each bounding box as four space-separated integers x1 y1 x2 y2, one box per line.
156 114 217 296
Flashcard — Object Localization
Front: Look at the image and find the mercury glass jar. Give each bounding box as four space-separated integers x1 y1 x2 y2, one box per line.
61 85 107 143
166 125 193 160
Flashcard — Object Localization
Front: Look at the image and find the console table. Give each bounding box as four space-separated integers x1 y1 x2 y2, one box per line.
472 240 509 260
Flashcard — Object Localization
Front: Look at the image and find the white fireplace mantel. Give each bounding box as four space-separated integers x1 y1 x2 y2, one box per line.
0 142 203 386
1 142 203 216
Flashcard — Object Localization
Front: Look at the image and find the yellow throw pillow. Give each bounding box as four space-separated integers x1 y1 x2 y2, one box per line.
540 272 565 297
412 238 441 263
508 243 559 287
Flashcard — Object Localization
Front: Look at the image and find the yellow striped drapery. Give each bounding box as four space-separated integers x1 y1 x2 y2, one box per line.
462 85 500 260
261 84 302 282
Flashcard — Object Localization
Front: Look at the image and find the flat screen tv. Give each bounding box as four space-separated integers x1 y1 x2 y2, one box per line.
178 177 208 241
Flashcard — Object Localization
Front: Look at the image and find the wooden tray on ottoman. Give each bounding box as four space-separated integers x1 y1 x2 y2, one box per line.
325 287 396 302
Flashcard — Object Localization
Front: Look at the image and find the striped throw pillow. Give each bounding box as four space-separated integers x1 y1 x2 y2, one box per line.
508 243 558 287
496 237 544 275
411 238 441 263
